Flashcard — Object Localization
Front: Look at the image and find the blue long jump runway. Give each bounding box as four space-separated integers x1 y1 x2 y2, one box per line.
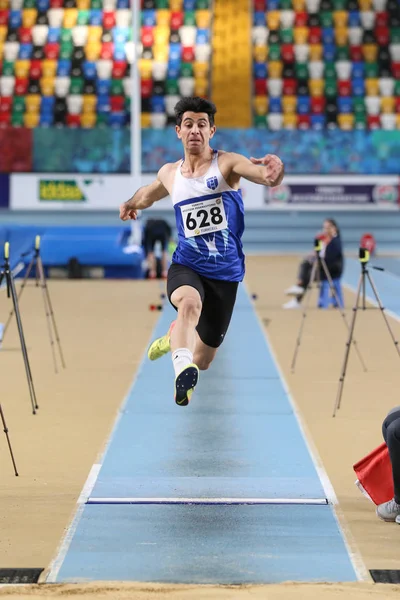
50 285 360 584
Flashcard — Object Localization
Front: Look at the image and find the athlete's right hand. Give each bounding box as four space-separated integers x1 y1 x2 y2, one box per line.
119 203 138 221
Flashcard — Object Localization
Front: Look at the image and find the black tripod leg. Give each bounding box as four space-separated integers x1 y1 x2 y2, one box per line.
0 404 18 476
35 258 58 374
38 256 66 369
319 259 367 372
366 271 400 358
333 272 363 417
3 257 34 338
8 270 39 413
291 259 318 373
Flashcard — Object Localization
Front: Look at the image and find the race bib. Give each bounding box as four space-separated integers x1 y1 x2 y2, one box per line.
181 196 227 238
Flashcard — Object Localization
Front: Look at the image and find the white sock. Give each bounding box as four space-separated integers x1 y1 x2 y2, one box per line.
172 348 193 377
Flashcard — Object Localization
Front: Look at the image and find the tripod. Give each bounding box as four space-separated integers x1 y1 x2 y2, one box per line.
0 403 18 476
333 248 400 417
3 236 65 374
0 242 38 415
291 239 367 374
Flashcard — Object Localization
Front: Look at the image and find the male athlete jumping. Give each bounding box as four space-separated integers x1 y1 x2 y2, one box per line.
120 97 284 406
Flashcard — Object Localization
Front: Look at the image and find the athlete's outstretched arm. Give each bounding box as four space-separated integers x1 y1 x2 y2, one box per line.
119 166 169 221
230 152 284 187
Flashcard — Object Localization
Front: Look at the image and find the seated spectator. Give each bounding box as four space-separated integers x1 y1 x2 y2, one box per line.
283 218 344 309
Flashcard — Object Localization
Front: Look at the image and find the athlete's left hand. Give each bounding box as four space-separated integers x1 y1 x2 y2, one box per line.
250 154 284 187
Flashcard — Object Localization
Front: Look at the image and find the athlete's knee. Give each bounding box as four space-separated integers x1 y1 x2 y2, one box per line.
196 358 213 371
178 295 202 322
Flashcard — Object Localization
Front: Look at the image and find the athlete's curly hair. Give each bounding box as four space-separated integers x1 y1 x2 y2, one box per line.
174 97 217 127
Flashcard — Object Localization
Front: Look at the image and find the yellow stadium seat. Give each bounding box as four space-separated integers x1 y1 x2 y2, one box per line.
194 77 208 97
153 25 170 46
41 77 55 96
359 0 372 8
253 96 268 116
333 11 348 27
153 45 169 62
267 11 280 30
381 97 395 113
283 114 298 128
196 10 211 29
338 114 355 130
22 9 37 28
0 25 7 42
396 114 400 129
193 62 209 78
63 8 78 28
0 42 3 60
363 44 378 62
292 0 305 9
156 10 170 26
76 0 90 8
42 59 57 78
253 44 267 62
365 78 379 95
268 60 283 78
0 0 9 7
309 44 323 60
309 79 324 96
24 113 40 128
81 113 96 128
14 59 30 78
85 41 101 61
282 95 297 114
170 0 183 9
138 59 153 79
141 113 151 129
87 26 102 43
25 94 41 114
294 27 309 44
82 95 97 113
335 27 348 46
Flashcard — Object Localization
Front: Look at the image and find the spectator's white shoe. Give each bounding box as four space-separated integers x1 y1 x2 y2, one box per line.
283 298 301 309
285 284 305 296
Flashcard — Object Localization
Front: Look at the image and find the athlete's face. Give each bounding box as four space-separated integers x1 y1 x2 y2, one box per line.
176 112 216 154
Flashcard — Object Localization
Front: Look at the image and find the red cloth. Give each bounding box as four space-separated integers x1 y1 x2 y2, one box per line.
353 442 393 505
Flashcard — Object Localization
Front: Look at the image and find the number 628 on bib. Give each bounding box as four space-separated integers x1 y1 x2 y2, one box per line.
181 197 228 239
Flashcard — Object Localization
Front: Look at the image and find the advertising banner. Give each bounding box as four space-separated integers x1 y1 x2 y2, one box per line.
11 174 400 211
265 176 400 207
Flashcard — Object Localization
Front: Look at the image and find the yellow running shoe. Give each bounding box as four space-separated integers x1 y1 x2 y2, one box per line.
175 364 199 406
147 321 176 361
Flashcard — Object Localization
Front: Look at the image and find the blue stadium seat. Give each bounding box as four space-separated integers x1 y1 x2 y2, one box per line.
89 10 103 26
19 43 33 59
254 61 267 79
196 29 210 44
269 97 282 113
297 96 311 114
48 28 61 43
322 27 335 44
311 114 326 129
151 96 166 112
323 43 336 61
97 95 111 113
57 59 71 76
108 112 126 127
37 0 50 10
142 10 157 27
41 96 55 114
83 61 97 79
96 79 111 95
40 113 54 126
348 11 360 26
9 10 22 29
338 97 353 113
183 0 196 9
169 43 182 62
352 62 364 79
253 11 266 26
352 77 365 96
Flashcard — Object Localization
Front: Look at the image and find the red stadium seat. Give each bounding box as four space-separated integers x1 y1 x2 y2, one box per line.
254 78 266 95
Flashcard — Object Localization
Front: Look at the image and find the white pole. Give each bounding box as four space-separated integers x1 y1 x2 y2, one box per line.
131 0 141 180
